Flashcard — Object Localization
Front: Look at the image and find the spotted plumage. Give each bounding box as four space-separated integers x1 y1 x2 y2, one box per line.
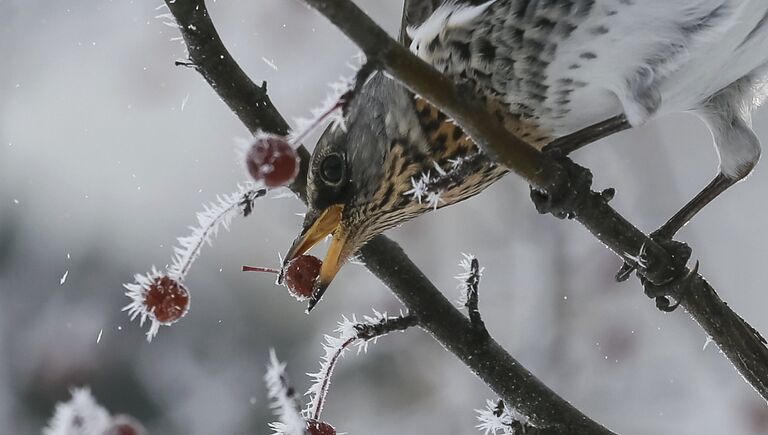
286 0 768 306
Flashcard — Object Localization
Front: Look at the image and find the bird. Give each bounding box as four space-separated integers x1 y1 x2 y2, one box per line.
284 0 768 310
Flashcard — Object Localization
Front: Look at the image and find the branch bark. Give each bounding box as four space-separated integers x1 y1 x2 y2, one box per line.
300 0 768 402
164 0 614 433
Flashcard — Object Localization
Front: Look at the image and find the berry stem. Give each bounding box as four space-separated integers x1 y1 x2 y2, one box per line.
311 336 356 421
242 265 281 274
291 97 347 145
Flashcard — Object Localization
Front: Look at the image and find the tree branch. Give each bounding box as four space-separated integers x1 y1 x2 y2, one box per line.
300 0 768 402
164 0 615 433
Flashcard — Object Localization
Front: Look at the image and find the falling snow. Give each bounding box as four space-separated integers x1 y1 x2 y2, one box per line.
262 57 279 71
59 270 69 286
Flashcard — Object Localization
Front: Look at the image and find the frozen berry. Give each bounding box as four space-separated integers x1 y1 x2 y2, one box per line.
103 415 146 435
143 276 189 324
245 134 299 187
306 419 336 435
284 255 322 300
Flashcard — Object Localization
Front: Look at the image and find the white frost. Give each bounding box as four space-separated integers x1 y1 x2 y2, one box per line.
43 388 111 435
475 399 529 435
265 350 305 435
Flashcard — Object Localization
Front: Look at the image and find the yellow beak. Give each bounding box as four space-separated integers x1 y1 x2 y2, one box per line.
283 204 348 311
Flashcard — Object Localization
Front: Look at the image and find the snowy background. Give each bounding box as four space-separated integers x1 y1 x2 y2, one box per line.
2 0 768 434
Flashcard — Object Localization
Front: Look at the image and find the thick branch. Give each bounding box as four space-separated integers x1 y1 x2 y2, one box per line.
165 0 615 433
301 0 768 402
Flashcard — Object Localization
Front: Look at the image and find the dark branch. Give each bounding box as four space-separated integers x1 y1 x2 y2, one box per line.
301 0 768 403
164 0 616 433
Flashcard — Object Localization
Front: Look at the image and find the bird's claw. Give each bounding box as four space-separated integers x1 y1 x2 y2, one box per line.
529 155 597 219
640 260 699 313
616 232 691 283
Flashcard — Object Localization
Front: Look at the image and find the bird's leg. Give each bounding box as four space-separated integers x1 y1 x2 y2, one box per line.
616 173 737 311
542 115 631 157
653 174 735 240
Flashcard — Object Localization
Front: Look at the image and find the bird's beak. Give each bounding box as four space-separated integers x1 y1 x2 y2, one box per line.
283 204 348 312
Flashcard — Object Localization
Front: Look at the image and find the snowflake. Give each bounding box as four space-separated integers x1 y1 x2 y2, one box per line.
475 399 530 435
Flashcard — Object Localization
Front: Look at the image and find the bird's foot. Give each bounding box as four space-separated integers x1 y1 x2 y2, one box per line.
530 154 611 219
616 233 694 312
642 260 699 312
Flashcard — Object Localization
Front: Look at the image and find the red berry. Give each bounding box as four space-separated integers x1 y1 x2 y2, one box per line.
103 415 146 435
284 255 322 300
143 276 189 324
246 134 299 187
306 419 336 435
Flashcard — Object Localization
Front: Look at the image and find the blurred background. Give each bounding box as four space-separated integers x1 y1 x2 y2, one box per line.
2 0 768 434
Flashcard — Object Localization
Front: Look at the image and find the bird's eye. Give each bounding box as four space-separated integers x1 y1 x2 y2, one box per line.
320 153 344 185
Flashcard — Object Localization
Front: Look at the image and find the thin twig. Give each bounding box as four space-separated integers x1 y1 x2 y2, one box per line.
307 313 418 421
301 0 768 403
464 257 484 331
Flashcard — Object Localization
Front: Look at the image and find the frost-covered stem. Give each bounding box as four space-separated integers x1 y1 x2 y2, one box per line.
310 336 355 421
265 350 306 435
302 0 768 404
170 188 266 280
355 313 418 341
308 313 418 421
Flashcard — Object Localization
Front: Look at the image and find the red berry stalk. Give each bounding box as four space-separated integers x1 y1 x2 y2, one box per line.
243 255 322 301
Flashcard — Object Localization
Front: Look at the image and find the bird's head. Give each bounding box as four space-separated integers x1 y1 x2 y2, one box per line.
283 74 505 309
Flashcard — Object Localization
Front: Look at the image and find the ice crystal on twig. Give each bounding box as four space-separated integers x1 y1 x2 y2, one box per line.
291 53 370 143
265 350 306 435
476 399 532 435
168 183 266 279
123 184 266 341
305 311 417 421
623 241 648 270
456 253 483 306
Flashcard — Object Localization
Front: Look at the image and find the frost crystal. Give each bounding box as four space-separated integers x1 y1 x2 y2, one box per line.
623 241 648 269
122 267 167 342
475 399 530 435
43 388 110 435
404 154 484 210
265 350 306 435
404 172 431 204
